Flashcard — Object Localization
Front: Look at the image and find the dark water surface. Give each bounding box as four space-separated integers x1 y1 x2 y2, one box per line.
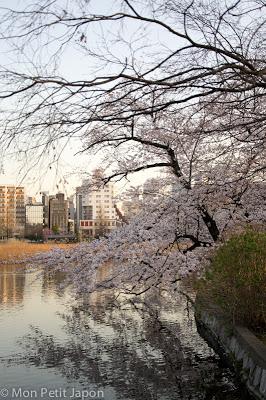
0 264 251 400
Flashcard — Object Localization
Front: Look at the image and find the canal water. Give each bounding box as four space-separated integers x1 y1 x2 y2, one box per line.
0 264 252 400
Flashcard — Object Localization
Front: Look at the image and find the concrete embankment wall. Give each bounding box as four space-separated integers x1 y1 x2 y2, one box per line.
196 310 266 400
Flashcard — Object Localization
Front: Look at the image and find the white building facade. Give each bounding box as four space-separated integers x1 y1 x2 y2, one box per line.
76 180 119 238
25 203 44 225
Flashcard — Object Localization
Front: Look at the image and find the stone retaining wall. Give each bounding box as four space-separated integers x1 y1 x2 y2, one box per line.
195 310 266 400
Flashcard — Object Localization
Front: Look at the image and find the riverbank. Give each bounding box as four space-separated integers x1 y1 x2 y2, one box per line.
195 308 266 400
195 230 266 399
0 241 74 263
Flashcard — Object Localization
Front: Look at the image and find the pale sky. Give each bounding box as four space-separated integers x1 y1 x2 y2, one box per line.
0 0 173 197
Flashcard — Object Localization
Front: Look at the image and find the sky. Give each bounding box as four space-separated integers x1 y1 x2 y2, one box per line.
0 138 157 198
0 0 174 198
0 0 108 196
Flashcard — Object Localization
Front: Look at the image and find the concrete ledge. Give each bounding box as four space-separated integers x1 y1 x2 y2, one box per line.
235 327 266 368
195 309 266 400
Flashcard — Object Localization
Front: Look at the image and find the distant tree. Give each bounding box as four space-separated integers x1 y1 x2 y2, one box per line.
25 224 44 241
0 224 11 239
52 225 60 235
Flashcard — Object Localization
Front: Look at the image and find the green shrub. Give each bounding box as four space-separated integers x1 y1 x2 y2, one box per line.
197 230 266 332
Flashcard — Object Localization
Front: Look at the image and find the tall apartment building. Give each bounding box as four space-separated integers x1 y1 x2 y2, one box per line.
0 185 25 238
76 177 118 238
49 193 68 233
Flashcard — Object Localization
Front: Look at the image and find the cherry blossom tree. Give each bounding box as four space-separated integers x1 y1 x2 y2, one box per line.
0 0 265 294
30 176 265 295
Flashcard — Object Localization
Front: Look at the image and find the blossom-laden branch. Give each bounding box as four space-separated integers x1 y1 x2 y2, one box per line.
0 0 265 294
30 182 266 295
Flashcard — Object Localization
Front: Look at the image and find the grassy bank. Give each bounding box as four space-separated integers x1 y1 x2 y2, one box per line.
0 241 73 262
197 230 266 333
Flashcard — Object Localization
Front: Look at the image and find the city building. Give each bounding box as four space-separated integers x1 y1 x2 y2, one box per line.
41 191 50 227
49 193 68 233
67 195 75 233
0 185 25 238
25 202 44 239
25 203 44 225
76 173 119 238
26 196 37 204
39 191 76 239
68 195 75 220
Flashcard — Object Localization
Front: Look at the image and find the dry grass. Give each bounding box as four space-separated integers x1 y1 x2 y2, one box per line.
0 240 74 262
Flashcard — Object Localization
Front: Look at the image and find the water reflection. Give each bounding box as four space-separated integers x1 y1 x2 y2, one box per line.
0 265 251 400
0 265 25 306
41 271 67 298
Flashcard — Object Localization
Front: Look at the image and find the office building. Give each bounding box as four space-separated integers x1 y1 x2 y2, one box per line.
49 193 68 233
0 185 25 237
25 202 44 239
76 173 119 238
25 203 44 225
